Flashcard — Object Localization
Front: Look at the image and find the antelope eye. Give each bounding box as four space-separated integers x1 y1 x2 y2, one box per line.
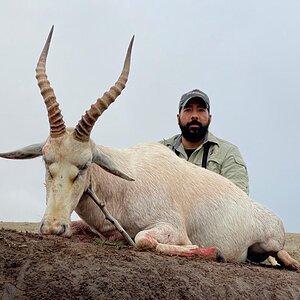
78 163 89 171
44 160 50 171
73 173 79 182
48 172 53 179
46 166 53 179
73 163 89 182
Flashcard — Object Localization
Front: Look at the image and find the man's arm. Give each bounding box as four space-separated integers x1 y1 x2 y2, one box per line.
220 147 249 195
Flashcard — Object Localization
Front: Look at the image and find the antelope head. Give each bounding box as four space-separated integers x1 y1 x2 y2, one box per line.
0 27 134 236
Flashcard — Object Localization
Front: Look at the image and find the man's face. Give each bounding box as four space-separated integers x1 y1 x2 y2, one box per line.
177 98 211 143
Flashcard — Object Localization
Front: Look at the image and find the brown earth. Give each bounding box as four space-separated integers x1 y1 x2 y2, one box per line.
0 223 300 300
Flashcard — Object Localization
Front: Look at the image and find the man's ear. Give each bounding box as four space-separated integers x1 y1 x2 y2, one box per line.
177 114 180 124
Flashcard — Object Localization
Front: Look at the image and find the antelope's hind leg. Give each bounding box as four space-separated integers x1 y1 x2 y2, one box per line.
247 242 299 271
134 222 224 262
275 250 299 271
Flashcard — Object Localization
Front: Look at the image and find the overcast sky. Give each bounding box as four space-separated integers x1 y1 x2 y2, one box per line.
0 1 299 233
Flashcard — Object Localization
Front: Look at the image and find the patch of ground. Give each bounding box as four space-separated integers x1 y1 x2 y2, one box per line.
0 227 299 300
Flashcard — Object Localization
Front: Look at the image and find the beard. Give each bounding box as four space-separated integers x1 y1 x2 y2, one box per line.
179 119 210 143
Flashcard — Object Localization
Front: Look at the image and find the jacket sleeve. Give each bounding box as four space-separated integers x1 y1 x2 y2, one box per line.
220 146 249 195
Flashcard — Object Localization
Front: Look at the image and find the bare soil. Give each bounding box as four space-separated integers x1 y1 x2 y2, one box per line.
0 224 299 300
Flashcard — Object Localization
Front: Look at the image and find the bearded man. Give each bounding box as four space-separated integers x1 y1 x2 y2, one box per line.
160 89 249 194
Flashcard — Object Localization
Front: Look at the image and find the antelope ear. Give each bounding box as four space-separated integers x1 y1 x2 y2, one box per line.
92 149 134 181
0 143 45 159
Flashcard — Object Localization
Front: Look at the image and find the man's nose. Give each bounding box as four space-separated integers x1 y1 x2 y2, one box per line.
191 113 199 120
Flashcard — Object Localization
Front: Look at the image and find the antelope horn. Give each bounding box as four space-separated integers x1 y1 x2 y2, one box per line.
74 36 134 142
36 26 66 138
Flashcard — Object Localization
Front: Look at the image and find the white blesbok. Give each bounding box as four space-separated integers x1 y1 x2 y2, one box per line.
0 27 299 270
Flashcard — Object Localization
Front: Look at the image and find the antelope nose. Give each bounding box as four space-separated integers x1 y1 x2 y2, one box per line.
56 224 67 236
40 222 69 236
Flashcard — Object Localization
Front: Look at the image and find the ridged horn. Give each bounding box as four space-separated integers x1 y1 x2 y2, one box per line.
74 36 134 142
36 26 66 138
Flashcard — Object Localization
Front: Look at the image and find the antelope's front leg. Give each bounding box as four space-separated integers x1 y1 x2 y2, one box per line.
134 222 225 262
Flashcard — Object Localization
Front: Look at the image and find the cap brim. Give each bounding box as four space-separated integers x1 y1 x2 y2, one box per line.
181 96 208 109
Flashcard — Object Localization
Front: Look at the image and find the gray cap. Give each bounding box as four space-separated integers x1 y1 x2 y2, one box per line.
178 89 210 112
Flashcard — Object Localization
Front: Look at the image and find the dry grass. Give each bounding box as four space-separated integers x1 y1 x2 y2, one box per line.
285 232 300 262
0 221 39 233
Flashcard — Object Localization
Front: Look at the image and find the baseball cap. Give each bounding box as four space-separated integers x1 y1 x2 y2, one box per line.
178 89 210 112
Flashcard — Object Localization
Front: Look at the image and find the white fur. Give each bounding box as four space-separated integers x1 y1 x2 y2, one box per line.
38 131 284 263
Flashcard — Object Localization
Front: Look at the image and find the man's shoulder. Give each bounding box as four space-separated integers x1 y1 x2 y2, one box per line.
209 132 246 166
209 132 237 148
159 134 180 146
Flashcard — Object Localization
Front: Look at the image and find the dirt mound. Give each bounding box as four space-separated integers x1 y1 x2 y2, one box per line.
0 229 299 300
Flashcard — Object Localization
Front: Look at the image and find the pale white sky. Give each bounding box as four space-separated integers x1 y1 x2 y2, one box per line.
0 1 299 233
